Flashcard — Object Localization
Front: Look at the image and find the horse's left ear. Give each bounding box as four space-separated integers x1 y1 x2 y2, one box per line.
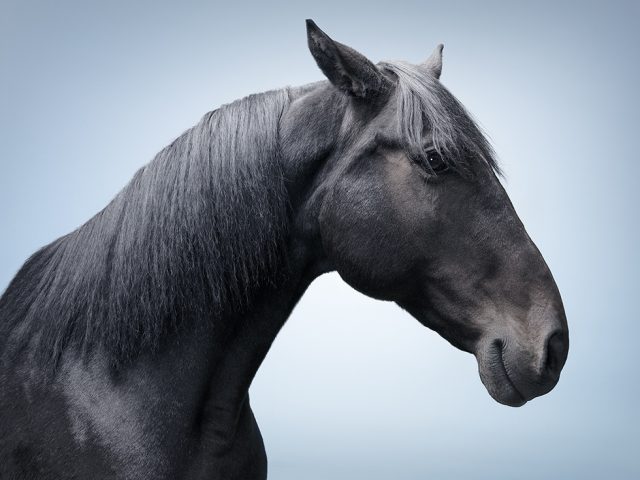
306 19 391 99
422 44 444 79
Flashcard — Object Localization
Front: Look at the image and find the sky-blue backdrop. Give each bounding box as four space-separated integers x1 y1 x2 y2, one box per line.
1 1 638 478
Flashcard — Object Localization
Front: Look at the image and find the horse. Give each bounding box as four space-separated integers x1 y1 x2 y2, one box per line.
0 19 569 479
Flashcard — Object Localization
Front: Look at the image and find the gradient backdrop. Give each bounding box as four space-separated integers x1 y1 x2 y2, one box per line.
1 1 638 479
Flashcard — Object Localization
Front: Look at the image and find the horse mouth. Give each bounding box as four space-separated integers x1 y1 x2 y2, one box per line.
495 340 527 406
478 339 527 407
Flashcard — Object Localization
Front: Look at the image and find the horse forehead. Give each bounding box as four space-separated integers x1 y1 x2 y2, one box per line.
353 100 402 140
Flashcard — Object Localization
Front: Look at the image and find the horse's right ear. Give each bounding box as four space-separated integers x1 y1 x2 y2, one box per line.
306 19 391 99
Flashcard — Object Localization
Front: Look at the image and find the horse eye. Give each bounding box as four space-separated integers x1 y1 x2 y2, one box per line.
426 150 449 174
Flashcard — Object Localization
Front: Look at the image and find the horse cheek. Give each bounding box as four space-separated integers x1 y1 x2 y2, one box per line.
320 178 415 300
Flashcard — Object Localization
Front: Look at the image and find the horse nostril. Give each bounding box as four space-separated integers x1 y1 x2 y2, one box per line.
543 331 567 379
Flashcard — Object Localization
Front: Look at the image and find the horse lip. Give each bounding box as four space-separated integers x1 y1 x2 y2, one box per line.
495 340 527 406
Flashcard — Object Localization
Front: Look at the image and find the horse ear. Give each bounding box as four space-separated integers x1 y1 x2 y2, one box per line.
306 19 391 99
422 44 444 79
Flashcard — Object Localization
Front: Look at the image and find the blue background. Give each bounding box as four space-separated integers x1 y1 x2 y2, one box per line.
1 1 638 478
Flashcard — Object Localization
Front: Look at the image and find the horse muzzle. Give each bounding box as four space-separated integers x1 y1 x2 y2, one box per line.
475 324 569 407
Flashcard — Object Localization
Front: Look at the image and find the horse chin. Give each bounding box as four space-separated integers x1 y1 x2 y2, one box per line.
479 368 528 407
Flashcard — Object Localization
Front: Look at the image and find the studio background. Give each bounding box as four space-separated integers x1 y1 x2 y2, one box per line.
1 1 638 479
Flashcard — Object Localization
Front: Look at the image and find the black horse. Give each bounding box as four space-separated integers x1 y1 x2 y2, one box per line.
0 20 568 479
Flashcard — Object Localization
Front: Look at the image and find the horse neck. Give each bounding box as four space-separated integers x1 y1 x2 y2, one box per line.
7 82 337 444
181 83 343 432
167 202 323 448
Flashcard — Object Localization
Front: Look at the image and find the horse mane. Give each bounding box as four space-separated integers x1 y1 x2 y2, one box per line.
379 61 500 176
0 88 292 367
0 61 498 369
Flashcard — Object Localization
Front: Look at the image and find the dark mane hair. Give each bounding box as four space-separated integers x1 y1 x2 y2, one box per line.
380 61 500 175
0 89 291 366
